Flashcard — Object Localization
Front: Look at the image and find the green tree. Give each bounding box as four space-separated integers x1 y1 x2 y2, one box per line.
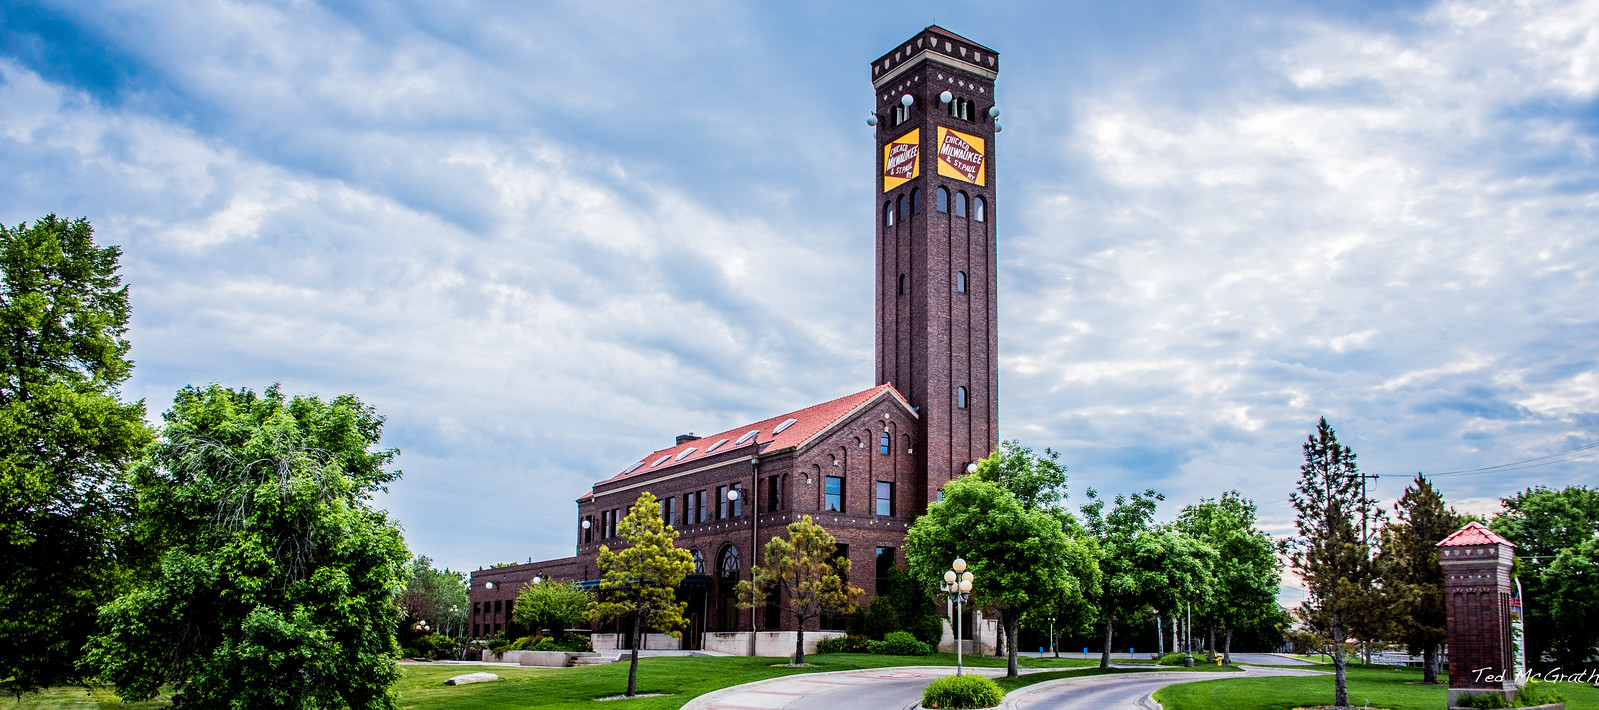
906 477 1099 678
1175 491 1282 664
1542 536 1599 666
513 579 591 640
970 439 1068 510
0 215 153 693
1289 417 1382 707
1376 474 1464 683
397 556 469 646
1081 488 1214 669
736 515 863 664
82 384 409 709
1491 485 1599 668
590 492 693 697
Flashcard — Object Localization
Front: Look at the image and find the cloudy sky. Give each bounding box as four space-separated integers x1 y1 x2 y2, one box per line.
3 1 1596 589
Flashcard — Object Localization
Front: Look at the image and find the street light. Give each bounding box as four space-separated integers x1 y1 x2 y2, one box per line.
1184 601 1195 668
941 558 975 676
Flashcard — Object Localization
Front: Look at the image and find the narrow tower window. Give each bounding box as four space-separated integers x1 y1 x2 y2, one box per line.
911 188 921 214
936 187 949 213
896 195 905 221
956 386 968 409
884 202 895 227
898 274 907 295
956 271 967 293
974 197 986 222
955 192 968 218
879 431 891 454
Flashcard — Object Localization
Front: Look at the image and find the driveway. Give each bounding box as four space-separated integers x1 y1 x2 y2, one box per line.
1005 665 1325 710
680 666 1010 710
682 663 1324 710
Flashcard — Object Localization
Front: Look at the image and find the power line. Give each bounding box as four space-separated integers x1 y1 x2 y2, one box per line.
1421 441 1599 477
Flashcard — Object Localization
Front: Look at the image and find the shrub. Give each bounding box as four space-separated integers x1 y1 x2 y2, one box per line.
921 674 1004 709
531 635 593 652
876 631 931 656
1156 652 1188 666
400 647 423 659
1453 692 1511 709
816 636 849 653
1514 680 1564 706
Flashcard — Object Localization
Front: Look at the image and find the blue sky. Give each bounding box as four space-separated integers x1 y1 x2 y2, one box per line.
3 1 1596 591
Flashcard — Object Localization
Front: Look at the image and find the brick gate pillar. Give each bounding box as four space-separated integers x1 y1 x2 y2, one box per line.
1437 521 1519 706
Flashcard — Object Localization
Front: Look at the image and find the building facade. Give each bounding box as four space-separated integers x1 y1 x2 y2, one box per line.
471 26 1003 654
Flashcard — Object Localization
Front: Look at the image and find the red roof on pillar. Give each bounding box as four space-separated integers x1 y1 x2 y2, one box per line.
1436 521 1515 548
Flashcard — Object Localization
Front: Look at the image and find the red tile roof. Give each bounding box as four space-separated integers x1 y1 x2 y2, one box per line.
599 384 914 485
1436 521 1515 548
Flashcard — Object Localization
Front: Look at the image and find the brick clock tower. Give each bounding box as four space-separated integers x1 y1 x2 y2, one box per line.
872 26 1001 509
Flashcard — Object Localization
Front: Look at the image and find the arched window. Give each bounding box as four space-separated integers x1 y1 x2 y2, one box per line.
911 188 921 214
956 386 968 409
974 197 986 222
955 192 968 218
898 274 907 295
718 545 740 579
896 195 905 222
879 432 891 454
936 187 950 213
692 549 705 574
884 202 895 227
956 271 967 293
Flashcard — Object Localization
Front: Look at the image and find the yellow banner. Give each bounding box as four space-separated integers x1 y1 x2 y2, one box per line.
882 129 920 192
936 126 986 186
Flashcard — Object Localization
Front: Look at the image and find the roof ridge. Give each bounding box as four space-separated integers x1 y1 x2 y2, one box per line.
1436 520 1515 548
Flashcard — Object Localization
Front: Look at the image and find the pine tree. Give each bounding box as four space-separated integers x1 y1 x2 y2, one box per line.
1290 417 1382 707
1377 474 1463 683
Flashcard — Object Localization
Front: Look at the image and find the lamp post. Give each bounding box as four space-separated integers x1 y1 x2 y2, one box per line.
1184 601 1195 668
941 558 975 676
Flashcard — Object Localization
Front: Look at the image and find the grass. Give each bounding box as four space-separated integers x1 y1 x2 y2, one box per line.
393 653 1106 710
1153 663 1599 710
0 685 170 709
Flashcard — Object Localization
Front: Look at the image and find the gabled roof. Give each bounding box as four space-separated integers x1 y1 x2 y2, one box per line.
599 384 915 485
1437 521 1515 548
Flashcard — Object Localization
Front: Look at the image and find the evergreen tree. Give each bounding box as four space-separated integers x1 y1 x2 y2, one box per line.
0 215 153 693
590 492 693 697
1377 474 1463 683
1290 417 1382 707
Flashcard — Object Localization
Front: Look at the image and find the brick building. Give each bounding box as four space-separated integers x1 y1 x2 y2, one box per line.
471 26 1004 654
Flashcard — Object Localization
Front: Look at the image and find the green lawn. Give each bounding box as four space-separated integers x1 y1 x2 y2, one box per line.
0 685 170 709
1154 663 1599 710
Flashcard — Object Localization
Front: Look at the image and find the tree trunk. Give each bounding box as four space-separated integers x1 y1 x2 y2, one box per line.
1005 615 1021 678
1099 610 1114 669
995 611 1005 657
1422 642 1440 684
1332 611 1348 707
1206 623 1216 663
794 618 806 665
1171 612 1178 655
1223 625 1233 665
626 613 641 697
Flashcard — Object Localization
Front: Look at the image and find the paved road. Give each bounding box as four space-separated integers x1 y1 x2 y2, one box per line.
1228 653 1318 666
1006 665 1325 710
681 666 1010 710
682 664 1325 710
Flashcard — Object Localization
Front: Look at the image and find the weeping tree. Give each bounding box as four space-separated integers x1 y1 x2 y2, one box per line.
83 384 410 709
589 492 693 698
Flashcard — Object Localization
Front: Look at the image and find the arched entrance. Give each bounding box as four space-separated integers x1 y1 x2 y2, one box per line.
717 544 741 631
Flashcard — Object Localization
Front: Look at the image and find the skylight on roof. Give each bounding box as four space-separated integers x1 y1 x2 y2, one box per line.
772 418 799 434
624 462 645 474
651 454 672 468
705 438 729 453
675 447 696 461
736 430 760 445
